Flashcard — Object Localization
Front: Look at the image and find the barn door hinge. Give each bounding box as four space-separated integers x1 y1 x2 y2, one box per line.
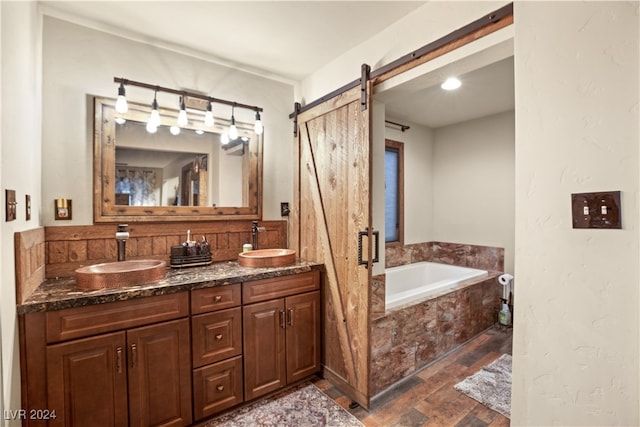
292 102 301 137
360 63 371 111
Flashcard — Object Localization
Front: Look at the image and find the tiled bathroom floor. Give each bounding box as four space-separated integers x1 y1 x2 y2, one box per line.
313 326 513 427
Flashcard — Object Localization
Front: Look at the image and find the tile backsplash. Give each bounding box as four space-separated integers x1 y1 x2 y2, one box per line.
14 220 287 304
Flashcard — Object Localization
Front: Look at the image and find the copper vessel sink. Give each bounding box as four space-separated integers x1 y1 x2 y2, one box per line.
75 259 167 290
238 249 296 268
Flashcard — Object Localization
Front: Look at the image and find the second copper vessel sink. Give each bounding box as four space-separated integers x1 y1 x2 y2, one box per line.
238 249 296 268
75 259 167 290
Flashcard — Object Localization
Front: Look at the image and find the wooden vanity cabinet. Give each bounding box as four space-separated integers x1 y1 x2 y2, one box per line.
242 271 321 401
191 284 244 420
42 293 192 427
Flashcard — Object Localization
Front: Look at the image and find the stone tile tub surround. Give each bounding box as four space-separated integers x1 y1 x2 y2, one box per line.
385 241 504 271
369 241 504 396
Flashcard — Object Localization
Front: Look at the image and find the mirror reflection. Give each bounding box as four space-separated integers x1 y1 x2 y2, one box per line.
94 97 262 223
114 120 248 207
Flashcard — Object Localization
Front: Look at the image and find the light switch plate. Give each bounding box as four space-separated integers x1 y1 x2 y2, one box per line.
571 191 621 229
5 190 16 221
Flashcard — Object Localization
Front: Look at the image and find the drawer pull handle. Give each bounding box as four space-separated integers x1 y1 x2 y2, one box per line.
116 347 123 374
217 385 224 392
214 295 223 303
215 334 223 340
131 343 137 368
279 310 286 329
287 308 294 326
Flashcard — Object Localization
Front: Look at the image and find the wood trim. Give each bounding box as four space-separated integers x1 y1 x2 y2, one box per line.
15 228 46 304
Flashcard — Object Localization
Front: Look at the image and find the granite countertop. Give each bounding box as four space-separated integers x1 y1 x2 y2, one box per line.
18 259 324 314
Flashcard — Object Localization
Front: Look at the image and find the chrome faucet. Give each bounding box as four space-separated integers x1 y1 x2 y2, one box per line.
116 224 129 261
251 221 266 250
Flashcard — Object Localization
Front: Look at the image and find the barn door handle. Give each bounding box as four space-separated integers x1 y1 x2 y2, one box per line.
358 227 380 268
372 229 379 264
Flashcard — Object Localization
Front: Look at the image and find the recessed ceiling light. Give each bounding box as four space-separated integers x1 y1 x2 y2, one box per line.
441 77 461 91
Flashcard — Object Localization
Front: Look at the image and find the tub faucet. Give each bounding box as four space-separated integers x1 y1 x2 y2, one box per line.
251 221 266 250
116 224 129 261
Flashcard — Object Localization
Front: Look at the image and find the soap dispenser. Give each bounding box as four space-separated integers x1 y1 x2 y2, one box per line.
498 299 511 326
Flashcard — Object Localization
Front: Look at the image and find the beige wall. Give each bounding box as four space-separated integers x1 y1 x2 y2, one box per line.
512 2 639 425
433 111 515 273
384 117 434 247
42 17 295 225
1 1 42 421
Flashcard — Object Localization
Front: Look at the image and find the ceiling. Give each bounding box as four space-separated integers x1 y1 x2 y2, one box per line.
41 1 514 129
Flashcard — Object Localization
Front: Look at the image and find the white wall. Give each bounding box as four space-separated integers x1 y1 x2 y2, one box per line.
42 16 294 225
512 2 639 425
1 1 42 422
433 111 515 273
302 1 639 424
384 117 434 246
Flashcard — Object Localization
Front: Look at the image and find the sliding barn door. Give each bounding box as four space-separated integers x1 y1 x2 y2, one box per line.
293 86 373 407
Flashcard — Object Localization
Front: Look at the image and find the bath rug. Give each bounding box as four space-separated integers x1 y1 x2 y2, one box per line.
199 382 364 427
454 353 512 418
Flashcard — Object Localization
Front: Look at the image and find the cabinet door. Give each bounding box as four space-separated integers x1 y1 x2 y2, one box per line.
127 318 192 427
243 299 286 400
47 332 128 427
285 291 321 383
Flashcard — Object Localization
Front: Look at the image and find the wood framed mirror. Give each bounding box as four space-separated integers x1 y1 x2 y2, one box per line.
93 97 262 222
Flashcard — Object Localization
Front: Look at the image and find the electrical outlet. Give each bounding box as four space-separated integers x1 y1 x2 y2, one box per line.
280 202 290 217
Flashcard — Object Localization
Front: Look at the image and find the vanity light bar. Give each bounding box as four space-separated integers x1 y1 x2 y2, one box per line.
113 77 264 135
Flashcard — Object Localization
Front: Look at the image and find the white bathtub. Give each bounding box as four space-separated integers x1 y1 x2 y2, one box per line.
385 261 488 310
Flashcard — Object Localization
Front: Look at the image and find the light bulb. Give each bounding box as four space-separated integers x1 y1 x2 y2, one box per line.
115 82 128 114
115 117 126 125
254 111 263 135
229 115 238 140
220 133 230 145
441 77 461 91
195 129 204 135
204 101 215 127
149 96 161 127
170 126 181 135
146 122 158 134
177 97 188 127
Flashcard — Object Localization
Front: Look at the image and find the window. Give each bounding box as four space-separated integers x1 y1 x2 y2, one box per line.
385 140 404 244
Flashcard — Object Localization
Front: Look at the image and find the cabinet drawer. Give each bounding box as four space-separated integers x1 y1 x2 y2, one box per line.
46 292 189 343
192 307 242 368
191 284 241 314
242 271 320 304
193 356 243 420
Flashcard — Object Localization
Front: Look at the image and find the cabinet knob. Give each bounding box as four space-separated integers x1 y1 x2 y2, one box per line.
217 385 224 392
214 295 223 303
215 334 223 340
